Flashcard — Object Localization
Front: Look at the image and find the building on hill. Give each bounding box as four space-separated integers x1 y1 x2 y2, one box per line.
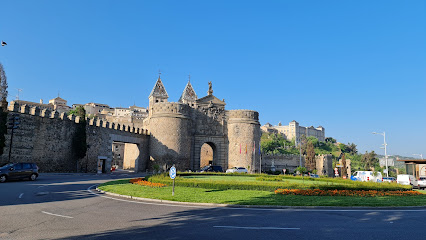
9 96 71 113
261 120 325 143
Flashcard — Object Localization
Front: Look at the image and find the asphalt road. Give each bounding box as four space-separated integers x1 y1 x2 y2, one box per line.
1 173 426 240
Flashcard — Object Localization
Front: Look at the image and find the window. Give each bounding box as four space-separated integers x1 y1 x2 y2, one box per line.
23 163 32 169
14 163 22 170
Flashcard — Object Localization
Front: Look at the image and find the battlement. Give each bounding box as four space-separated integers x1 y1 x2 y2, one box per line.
227 110 259 124
150 102 191 119
7 103 150 135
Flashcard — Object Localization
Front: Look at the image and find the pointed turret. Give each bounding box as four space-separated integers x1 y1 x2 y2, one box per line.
179 77 197 107
149 75 169 108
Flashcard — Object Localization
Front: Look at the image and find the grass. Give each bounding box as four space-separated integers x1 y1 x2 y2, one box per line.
98 178 426 207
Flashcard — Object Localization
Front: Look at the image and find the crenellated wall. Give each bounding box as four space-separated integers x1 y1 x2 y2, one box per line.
261 153 332 176
1 103 150 173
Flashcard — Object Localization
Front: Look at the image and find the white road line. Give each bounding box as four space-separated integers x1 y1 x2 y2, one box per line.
214 226 300 230
88 185 426 212
18 193 24 199
87 185 199 208
41 211 73 219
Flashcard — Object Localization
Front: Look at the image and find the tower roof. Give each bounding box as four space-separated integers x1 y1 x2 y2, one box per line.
149 76 168 99
179 81 197 103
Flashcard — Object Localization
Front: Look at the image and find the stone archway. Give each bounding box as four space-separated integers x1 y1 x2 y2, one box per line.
200 142 217 167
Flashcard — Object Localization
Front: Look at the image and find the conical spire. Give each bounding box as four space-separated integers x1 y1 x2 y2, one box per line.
179 79 197 103
149 75 168 99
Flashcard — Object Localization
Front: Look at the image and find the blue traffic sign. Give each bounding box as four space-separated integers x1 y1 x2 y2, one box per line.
169 166 176 179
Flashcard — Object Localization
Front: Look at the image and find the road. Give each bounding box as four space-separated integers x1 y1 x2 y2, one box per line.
1 173 426 240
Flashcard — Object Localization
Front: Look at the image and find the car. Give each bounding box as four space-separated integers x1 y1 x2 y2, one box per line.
417 177 426 190
351 171 383 182
0 162 39 183
382 177 396 183
226 167 248 173
199 165 223 173
397 174 418 188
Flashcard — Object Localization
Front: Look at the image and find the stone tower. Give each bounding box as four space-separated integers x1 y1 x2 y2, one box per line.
227 110 261 171
145 77 260 172
178 80 197 107
148 76 169 114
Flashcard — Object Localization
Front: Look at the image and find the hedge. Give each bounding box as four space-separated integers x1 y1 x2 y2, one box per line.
147 173 411 192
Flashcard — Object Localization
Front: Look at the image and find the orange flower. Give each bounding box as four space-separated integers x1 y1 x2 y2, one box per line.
129 178 166 188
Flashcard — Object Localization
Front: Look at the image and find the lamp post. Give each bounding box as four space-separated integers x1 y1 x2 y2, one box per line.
372 132 388 177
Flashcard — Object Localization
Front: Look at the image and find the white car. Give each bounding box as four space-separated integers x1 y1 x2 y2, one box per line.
417 177 426 190
226 167 248 173
397 174 418 188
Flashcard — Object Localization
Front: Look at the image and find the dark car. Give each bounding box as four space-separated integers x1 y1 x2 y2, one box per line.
200 165 223 173
0 163 39 183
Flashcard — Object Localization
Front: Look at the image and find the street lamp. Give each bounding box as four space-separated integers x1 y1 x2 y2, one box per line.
413 154 423 160
372 132 388 177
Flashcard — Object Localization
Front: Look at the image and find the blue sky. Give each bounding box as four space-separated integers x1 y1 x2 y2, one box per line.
0 0 425 157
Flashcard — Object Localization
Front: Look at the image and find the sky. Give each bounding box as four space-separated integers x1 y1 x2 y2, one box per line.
0 0 425 157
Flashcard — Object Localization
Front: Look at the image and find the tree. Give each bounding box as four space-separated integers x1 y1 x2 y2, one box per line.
341 153 347 177
347 143 358 154
361 151 378 170
0 63 8 103
325 137 336 144
305 140 316 171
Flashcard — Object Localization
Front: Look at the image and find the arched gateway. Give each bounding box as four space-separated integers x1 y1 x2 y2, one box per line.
144 76 261 172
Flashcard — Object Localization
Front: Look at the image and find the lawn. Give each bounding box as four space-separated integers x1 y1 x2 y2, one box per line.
97 176 426 207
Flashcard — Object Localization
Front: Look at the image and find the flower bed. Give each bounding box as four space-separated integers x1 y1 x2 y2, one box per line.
130 178 166 188
275 189 422 197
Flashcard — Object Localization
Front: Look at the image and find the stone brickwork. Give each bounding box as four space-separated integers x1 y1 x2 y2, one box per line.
144 78 261 172
262 153 332 176
262 154 304 173
1 103 149 173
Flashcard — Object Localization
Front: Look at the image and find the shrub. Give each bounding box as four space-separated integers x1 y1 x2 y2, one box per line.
275 189 422 197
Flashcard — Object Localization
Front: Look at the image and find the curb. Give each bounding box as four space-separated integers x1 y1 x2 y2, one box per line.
94 187 426 210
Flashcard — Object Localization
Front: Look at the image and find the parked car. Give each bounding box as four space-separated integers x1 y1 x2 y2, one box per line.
382 177 396 183
199 165 223 173
397 174 418 188
351 171 383 182
417 177 426 190
0 163 39 183
226 167 248 173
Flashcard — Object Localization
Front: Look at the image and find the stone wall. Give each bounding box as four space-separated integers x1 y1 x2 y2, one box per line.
262 153 333 176
262 154 304 173
1 103 150 173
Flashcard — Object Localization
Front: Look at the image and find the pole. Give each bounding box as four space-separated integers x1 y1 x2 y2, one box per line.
384 132 388 178
260 152 262 173
172 178 175 196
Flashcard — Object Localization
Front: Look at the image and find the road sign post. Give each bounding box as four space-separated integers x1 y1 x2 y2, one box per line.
169 166 176 196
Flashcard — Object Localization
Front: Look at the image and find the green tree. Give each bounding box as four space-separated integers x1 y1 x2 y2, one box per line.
305 140 316 171
361 151 378 170
325 137 336 143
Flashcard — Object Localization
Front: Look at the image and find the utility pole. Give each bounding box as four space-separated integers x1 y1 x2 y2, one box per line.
372 132 388 177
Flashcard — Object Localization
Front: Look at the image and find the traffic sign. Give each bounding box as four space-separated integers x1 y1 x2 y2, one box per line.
169 166 176 179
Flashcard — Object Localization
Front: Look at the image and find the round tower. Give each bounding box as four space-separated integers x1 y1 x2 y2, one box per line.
227 110 261 172
145 102 192 171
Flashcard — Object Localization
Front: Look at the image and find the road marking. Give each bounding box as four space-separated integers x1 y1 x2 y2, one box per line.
214 226 300 230
41 211 73 219
87 185 199 208
88 185 426 212
18 193 24 198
